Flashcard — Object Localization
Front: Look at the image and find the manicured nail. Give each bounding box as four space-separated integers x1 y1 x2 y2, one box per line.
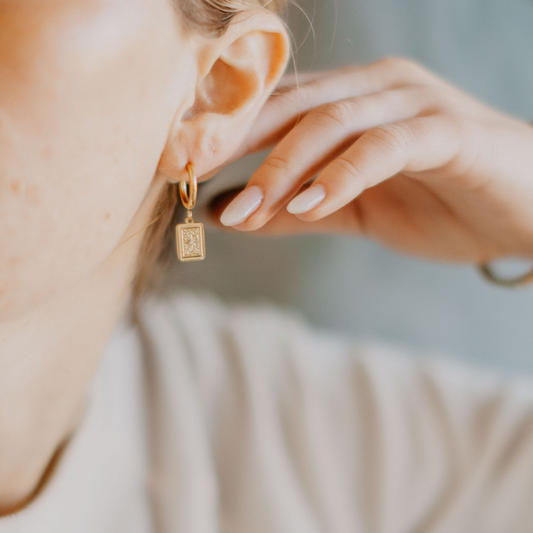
220 185 264 226
287 185 326 214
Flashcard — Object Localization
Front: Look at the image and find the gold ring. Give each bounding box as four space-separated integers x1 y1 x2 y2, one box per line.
179 163 197 210
478 263 533 287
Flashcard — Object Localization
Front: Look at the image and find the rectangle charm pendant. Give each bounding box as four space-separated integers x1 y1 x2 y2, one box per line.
176 222 206 262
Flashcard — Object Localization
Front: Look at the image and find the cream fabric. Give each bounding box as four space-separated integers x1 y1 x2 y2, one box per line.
3 294 533 533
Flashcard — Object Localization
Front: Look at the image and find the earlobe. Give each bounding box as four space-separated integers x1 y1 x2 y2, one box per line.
157 10 289 183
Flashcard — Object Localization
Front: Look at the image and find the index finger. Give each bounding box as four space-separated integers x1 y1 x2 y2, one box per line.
231 59 433 161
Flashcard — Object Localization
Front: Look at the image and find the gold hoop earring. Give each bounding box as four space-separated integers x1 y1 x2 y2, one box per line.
175 163 206 262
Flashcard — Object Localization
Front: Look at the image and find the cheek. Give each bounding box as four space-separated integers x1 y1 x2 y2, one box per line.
0 0 190 320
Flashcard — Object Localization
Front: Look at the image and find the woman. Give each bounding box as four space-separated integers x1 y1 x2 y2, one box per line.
1 0 533 531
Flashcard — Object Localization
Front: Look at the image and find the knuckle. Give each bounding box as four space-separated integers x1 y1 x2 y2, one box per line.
366 123 413 154
403 84 441 113
396 57 423 73
440 111 463 132
377 56 428 80
269 90 298 115
432 110 464 139
263 154 292 174
336 64 362 80
270 83 314 115
376 56 401 69
376 88 403 108
426 84 454 108
311 100 357 129
333 156 361 180
338 64 361 75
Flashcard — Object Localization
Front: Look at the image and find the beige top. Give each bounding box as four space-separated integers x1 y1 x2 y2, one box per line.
2 293 533 533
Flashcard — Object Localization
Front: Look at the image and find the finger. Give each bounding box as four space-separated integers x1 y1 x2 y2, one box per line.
223 86 437 230
291 114 461 222
232 58 436 159
209 186 362 236
275 70 334 89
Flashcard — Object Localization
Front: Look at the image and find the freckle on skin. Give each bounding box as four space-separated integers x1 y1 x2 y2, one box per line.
105 213 111 220
10 181 20 194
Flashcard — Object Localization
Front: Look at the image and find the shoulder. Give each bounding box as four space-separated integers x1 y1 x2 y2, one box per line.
137 292 442 415
136 293 533 531
138 291 365 381
138 292 533 418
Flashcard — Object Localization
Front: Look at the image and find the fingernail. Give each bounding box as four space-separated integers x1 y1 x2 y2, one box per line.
287 185 326 214
220 185 264 226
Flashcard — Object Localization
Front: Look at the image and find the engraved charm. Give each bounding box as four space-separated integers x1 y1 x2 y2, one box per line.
176 222 206 262
176 164 205 263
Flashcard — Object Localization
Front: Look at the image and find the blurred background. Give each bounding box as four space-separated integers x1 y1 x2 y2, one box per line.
161 0 533 372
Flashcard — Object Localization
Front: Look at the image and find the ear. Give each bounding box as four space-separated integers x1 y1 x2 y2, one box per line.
157 10 290 183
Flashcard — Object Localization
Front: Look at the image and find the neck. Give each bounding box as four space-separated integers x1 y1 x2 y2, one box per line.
0 253 132 514
0 180 163 515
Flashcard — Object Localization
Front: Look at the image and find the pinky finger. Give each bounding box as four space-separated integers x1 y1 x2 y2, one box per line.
287 114 461 221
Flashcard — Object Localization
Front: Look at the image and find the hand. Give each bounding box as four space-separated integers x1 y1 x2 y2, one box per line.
213 59 533 262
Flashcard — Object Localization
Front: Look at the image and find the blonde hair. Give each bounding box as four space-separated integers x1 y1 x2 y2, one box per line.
177 0 285 35
132 0 285 304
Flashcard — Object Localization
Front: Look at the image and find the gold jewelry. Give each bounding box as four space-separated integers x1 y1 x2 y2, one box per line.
478 263 533 287
176 163 206 262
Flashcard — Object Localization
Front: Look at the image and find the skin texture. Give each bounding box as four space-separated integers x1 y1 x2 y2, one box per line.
0 0 289 514
1 0 533 519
